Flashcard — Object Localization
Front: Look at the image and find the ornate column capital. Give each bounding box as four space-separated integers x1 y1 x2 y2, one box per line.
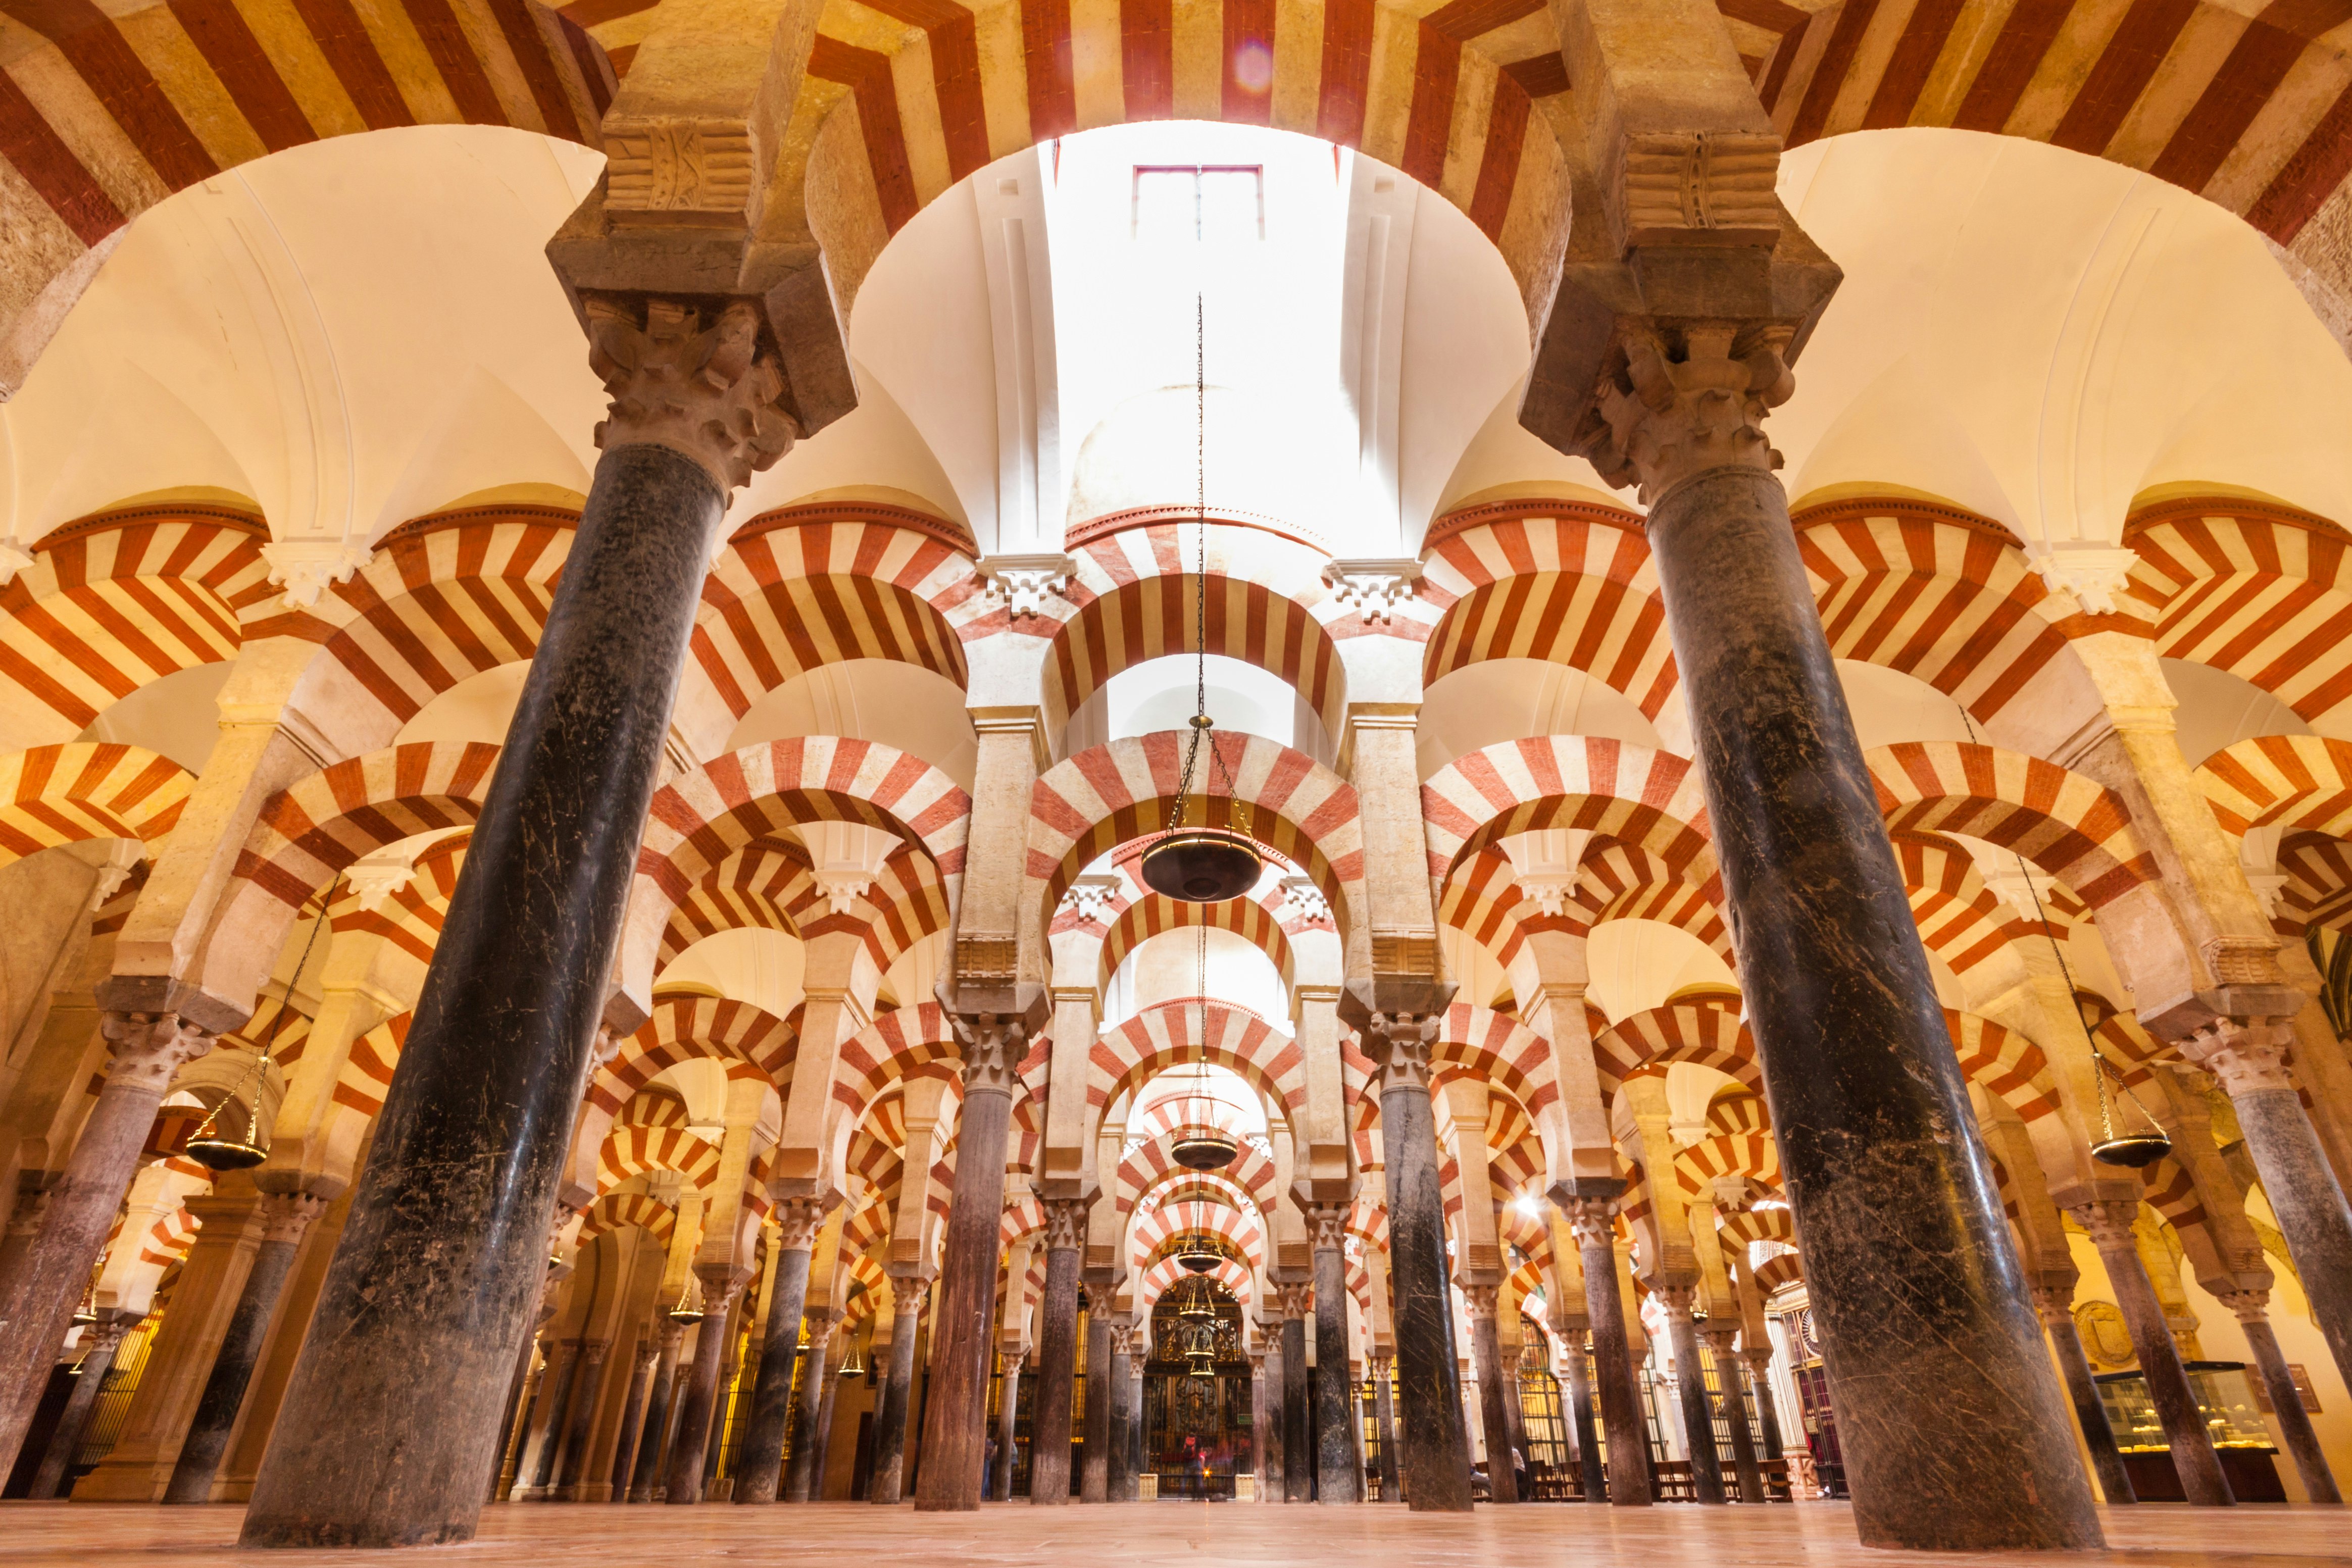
1305 1201 1351 1254
1653 1281 1698 1320
2178 1018 2297 1097
580 1337 612 1369
1586 329 1793 504
804 1312 839 1351
1358 1011 1439 1095
771 1196 830 1252
2068 1200 2142 1251
1560 1196 1618 1249
1461 1283 1498 1322
948 1011 1027 1100
2214 1288 2272 1324
584 297 798 494
657 1320 686 1352
257 1191 328 1246
1039 1195 1089 1253
1110 1322 1138 1358
1702 1322 1740 1353
79 1313 132 1357
1274 1281 1314 1321
693 1261 753 1310
98 1010 215 1088
1320 559 1424 624
2028 1284 2077 1326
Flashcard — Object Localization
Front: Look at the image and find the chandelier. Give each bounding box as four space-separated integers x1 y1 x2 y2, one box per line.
188 874 337 1173
1139 297 1261 906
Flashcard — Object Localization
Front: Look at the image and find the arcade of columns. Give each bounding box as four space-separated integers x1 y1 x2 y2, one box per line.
2 0 2351 1556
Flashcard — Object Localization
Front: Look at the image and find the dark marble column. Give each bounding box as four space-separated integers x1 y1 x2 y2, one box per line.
1081 1298 1112 1501
1260 1339 1286 1502
1615 379 2103 1549
668 1273 749 1504
240 305 802 1546
2030 1286 2135 1505
2220 1290 2339 1504
0 1015 211 1477
1463 1286 1517 1503
2073 1202 2231 1506
1280 1291 1310 1502
163 1192 327 1503
609 1339 659 1501
2186 1028 2352 1402
1657 1289 1724 1503
869 1288 924 1502
556 1338 613 1499
1128 1362 1145 1496
1562 1340 1605 1502
630 1323 684 1502
782 1314 835 1501
1308 1208 1360 1503
1369 1351 1400 1502
992 1350 1024 1501
811 1335 843 1500
1360 1015 1474 1512
737 1202 825 1504
1028 1199 1084 1506
914 1019 1020 1512
28 1312 130 1499
524 1338 582 1499
1561 1200 1647 1505
1742 1348 1785 1465
1707 1326 1765 1504
1106 1323 1135 1501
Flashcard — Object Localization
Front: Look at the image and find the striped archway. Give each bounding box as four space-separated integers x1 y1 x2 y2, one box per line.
1420 735 1717 889
0 741 193 863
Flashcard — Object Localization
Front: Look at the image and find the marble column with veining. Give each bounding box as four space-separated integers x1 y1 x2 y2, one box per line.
608 1338 660 1502
1562 1200 1647 1506
2218 1288 2339 1504
1657 1289 1724 1504
0 1014 211 1478
556 1338 614 1500
811 1337 843 1500
1308 1205 1360 1503
1463 1285 1517 1503
782 1314 836 1501
1080 1299 1112 1502
522 1338 582 1500
1369 1351 1400 1502
242 301 802 1547
1562 1340 1604 1502
1602 340 2101 1548
735 1201 827 1503
1029 1199 1085 1505
1359 1015 1473 1512
869 1287 924 1502
1707 1326 1764 1504
27 1311 132 1500
163 1191 328 1503
2030 1286 2135 1505
629 1322 684 1502
667 1274 749 1504
992 1350 1024 1501
2074 1202 2231 1505
1260 1339 1285 1502
1280 1286 1311 1502
1106 1322 1135 1501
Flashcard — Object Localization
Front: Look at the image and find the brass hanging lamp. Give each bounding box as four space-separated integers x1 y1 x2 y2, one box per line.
1168 923 1239 1172
187 874 338 1173
1139 297 1262 906
667 1273 707 1325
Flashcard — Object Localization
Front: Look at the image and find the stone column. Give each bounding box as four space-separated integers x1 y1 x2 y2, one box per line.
555 1338 614 1500
1462 1285 1517 1503
2029 1286 2135 1505
1562 1341 1604 1502
734 1198 826 1503
609 1338 660 1501
812 1337 844 1499
496 1341 548 1502
162 1192 327 1503
1260 1337 1285 1502
914 1015 1022 1511
28 1312 131 1500
2071 1202 2231 1505
1369 1350 1400 1501
630 1322 684 1502
1028 1198 1085 1505
241 300 799 1548
0 1012 211 1476
781 1313 835 1501
1741 1347 1784 1464
870 1282 925 1503
667 1272 750 1504
1080 1294 1112 1502
1654 1286 1724 1503
2183 1024 2352 1399
992 1349 1024 1501
1706 1326 1764 1504
1561 1198 1648 1505
1583 328 2099 1549
1106 1322 1135 1501
1279 1282 1311 1502
521 1338 581 1500
1306 1205 1360 1503
2218 1288 2339 1504
1358 1014 1474 1511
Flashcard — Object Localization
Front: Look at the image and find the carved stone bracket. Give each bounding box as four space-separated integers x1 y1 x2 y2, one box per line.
976 553 1076 619
1321 559 1423 625
1059 875 1121 925
260 538 374 611
2022 543 2143 618
585 296 798 493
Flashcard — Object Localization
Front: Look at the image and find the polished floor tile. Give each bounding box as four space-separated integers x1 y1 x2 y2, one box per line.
3 1499 2349 1566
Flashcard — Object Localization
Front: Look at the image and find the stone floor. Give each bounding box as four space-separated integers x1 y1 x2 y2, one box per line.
3 1500 2348 1566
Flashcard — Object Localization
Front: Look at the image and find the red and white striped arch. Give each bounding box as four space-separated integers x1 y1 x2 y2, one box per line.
1116 1136 1282 1219
1893 836 2037 982
1594 1003 1758 1098
2279 832 2352 936
1091 880 1298 994
0 742 193 863
833 1002 964 1125
587 995 799 1119
1419 503 1675 721
693 510 981 722
1025 734 1365 940
1672 1130 1781 1202
659 838 955 979
599 1123 725 1195
579 1191 677 1245
1946 1010 2061 1123
1421 736 1715 888
1867 742 2156 908
0 507 271 742
2197 734 2352 838
1432 1002 1558 1132
1090 999 1307 1123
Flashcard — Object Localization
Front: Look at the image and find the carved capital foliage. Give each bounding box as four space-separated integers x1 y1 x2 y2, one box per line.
1306 1202 1350 1254
1039 1196 1088 1253
1652 1281 1698 1319
258 1191 328 1246
2028 1284 2076 1325
2179 1018 2297 1097
772 1196 828 1252
1586 328 1791 502
98 1010 214 1090
1561 1197 1618 1250
1461 1283 1499 1321
586 296 797 493
658 1320 686 1351
952 1010 1027 1098
1274 1281 1314 1320
804 1311 839 1350
2068 1200 2143 1252
1359 1011 1438 1096
2214 1288 2272 1324
1320 559 1423 624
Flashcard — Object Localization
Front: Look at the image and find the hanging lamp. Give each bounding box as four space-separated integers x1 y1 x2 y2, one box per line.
1168 923 1239 1172
837 1332 868 1379
1173 1191 1224 1273
1139 297 1262 906
187 874 339 1173
667 1273 707 1325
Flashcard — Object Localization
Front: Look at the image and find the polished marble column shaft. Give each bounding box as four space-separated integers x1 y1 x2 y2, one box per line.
609 1340 659 1501
1563 1341 1604 1502
1708 1327 1764 1504
629 1325 683 1502
2222 1291 2339 1504
1106 1329 1134 1502
163 1194 320 1504
1369 1351 1399 1502
992 1351 1023 1501
1261 1341 1285 1501
1282 1306 1310 1501
1081 1304 1111 1502
914 1024 1017 1512
28 1313 129 1500
2075 1203 2230 1506
2032 1287 2135 1506
870 1295 922 1503
1563 1204 1647 1506
782 1317 835 1501
556 1339 613 1499
669 1278 747 1505
1310 1218 1360 1503
1030 1215 1082 1505
736 1218 821 1504
1464 1287 1516 1503
1659 1297 1724 1504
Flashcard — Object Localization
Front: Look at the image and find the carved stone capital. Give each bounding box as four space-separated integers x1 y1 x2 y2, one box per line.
1560 1196 1618 1249
1110 1322 1138 1358
257 1191 328 1246
1741 1346 1773 1373
580 1336 612 1369
1703 1323 1740 1354
2068 1200 2142 1252
1461 1283 1499 1322
803 1311 838 1351
2028 1284 2076 1326
2178 1017 2296 1097
950 1010 1027 1099
772 1196 829 1252
1358 1011 1439 1095
585 296 797 493
657 1320 686 1353
1652 1281 1698 1320
693 1262 753 1311
1044 1203 1086 1250
1586 328 1792 503
1274 1280 1314 1321
1059 875 1120 925
1306 1202 1350 1254
2214 1288 2272 1325
260 538 374 611
79 1314 132 1357
98 1010 215 1090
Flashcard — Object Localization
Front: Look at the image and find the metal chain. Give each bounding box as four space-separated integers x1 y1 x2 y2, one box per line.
193 871 339 1147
